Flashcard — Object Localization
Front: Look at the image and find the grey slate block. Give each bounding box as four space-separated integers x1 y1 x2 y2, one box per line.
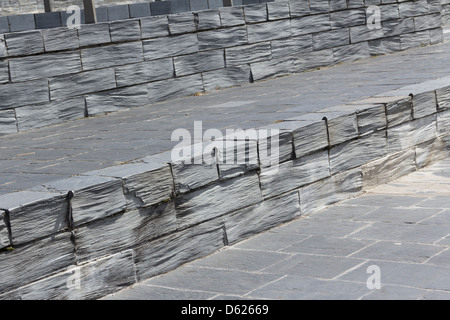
8 14 35 32
34 12 61 29
333 41 370 63
436 85 450 111
350 25 384 43
437 110 450 136
148 73 204 103
382 18 415 38
259 150 331 198
168 12 197 35
330 9 366 29
330 0 348 10
115 58 174 87
0 79 49 109
109 19 141 42
399 0 429 18
225 42 271 66
429 27 444 45
288 0 311 17
0 191 69 245
379 4 400 21
310 0 330 13
385 96 414 127
175 173 262 228
291 119 329 158
129 3 152 18
218 6 245 27
329 131 388 174
0 16 9 33
411 91 438 119
247 19 292 43
42 27 79 52
209 0 225 9
143 33 198 60
9 51 81 82
174 49 225 76
244 4 268 23
85 84 150 116
0 60 8 84
15 97 86 132
0 233 75 295
291 14 331 36
0 210 9 249
216 138 259 179
135 220 225 280
414 13 442 32
0 110 17 135
198 26 247 50
49 68 116 100
107 5 130 21
77 23 111 47
171 161 219 194
271 35 313 59
190 0 209 11
368 36 402 56
202 65 252 91
0 35 6 58
81 42 144 71
140 16 170 39
267 1 290 20
96 7 109 22
170 0 191 14
250 56 295 81
7 250 136 300
150 1 171 16
4 31 44 56
195 9 222 30
312 28 350 51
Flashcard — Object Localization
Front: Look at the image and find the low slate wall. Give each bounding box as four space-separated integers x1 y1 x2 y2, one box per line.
0 0 446 135
0 75 449 299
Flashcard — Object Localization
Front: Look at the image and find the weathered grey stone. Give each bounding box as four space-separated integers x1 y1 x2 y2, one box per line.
6 14 35 32
330 9 366 29
0 191 69 245
247 19 292 43
259 150 331 198
299 169 363 215
196 10 222 30
219 6 245 26
356 104 387 135
75 202 176 261
0 233 75 295
175 173 262 228
174 50 225 76
0 35 6 58
256 129 294 167
361 149 417 189
244 4 268 23
415 137 449 169
0 58 7 83
33 175 128 227
378 3 400 21
4 250 136 300
168 12 197 35
313 28 350 51
115 58 174 87
81 42 143 71
225 42 272 66
224 192 301 245
350 25 384 43
437 109 450 136
382 18 415 37
148 74 204 103
78 23 111 47
411 91 437 119
15 97 86 132
368 36 402 56
436 85 450 111
292 119 329 158
429 27 443 45
50 68 116 100
414 13 442 32
143 34 198 60
333 41 370 63
386 96 414 127
326 111 359 145
140 16 170 39
310 0 330 13
288 0 311 17
135 220 225 280
171 161 219 194
0 109 17 135
347 0 365 7
388 114 437 153
427 0 443 13
85 85 149 115
198 26 247 50
329 131 388 174
295 48 335 71
216 138 259 179
400 30 430 50
42 28 79 52
250 56 295 81
109 19 142 42
399 0 429 18
0 210 9 249
202 65 252 91
9 52 81 82
271 35 313 59
4 31 44 57
0 79 49 109
330 0 347 11
86 161 173 209
267 1 291 20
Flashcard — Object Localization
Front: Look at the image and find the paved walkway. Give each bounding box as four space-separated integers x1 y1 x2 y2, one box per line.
103 158 450 300
0 29 450 195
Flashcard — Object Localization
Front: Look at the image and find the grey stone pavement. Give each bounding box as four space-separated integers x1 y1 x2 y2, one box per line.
104 158 450 300
0 28 450 195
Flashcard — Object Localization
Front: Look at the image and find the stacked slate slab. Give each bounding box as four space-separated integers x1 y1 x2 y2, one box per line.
0 0 446 135
1 74 450 300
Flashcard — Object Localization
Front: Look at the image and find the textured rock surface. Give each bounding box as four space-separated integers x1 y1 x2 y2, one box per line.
0 210 9 249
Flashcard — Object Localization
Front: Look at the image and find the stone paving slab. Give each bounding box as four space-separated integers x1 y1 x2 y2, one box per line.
0 29 450 195
103 158 450 300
